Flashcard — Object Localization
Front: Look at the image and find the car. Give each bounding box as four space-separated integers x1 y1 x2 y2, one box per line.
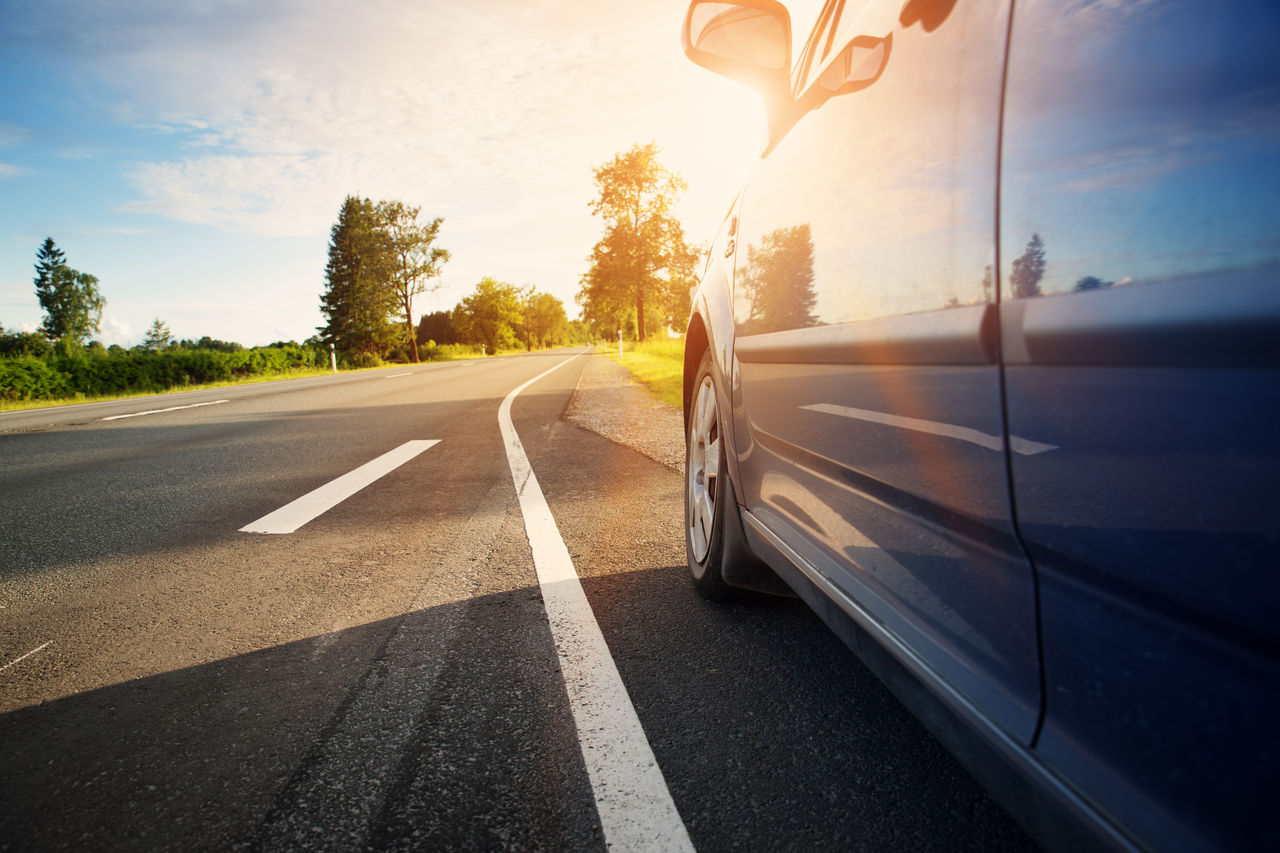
678 1 1280 850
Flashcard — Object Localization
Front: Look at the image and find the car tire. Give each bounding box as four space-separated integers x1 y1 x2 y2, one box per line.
685 348 738 601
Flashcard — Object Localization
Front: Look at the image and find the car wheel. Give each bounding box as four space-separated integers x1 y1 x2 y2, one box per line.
686 349 736 600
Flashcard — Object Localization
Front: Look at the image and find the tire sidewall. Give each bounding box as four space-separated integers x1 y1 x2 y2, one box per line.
686 350 728 590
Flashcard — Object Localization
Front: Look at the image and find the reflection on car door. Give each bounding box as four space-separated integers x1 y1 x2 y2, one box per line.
1000 1 1280 848
731 0 1039 741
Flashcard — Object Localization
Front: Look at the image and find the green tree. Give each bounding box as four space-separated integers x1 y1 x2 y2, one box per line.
142 317 173 351
580 142 696 340
33 237 65 298
417 309 458 347
40 267 105 344
455 277 523 354
33 237 104 344
380 201 449 363
523 290 569 350
318 195 397 359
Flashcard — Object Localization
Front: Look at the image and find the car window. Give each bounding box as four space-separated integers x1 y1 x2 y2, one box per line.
1001 0 1280 300
736 0 1005 334
791 0 841 95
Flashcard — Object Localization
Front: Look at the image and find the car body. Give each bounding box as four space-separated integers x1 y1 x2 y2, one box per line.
679 1 1280 850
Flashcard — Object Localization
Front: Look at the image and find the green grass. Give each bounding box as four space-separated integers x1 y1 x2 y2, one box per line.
607 336 685 410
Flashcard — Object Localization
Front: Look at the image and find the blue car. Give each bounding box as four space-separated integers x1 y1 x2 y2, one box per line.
679 1 1279 850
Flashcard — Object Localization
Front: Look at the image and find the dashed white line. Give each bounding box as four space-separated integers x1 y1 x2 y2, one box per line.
101 399 230 421
385 372 414 378
239 440 440 534
499 354 695 853
1 641 52 674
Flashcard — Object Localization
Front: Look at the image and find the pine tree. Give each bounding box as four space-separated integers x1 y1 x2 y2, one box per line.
34 237 66 296
318 196 396 359
1009 233 1047 299
143 318 173 351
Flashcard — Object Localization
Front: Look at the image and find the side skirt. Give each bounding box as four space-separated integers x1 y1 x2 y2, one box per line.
739 509 1138 853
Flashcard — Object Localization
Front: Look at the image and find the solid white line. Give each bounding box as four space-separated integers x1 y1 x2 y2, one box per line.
240 440 440 534
1 641 52 674
101 399 230 421
498 353 694 853
802 403 1058 456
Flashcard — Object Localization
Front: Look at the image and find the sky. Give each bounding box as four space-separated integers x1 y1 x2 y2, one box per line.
0 0 801 347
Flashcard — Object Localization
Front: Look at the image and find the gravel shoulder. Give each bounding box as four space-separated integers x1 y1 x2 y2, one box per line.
563 351 685 473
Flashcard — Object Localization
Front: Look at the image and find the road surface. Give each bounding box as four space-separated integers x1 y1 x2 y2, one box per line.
0 349 1035 851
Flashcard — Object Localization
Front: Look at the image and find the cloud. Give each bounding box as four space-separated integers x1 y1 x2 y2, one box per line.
99 316 133 347
5 0 764 324
51 2 741 229
0 123 30 148
86 227 158 236
0 162 25 179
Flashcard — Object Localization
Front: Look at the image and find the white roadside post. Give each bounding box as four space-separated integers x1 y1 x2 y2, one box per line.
618 329 623 360
329 342 337 374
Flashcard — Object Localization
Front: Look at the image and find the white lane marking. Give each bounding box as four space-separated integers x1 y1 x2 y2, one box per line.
802 403 1058 456
1 641 52 674
240 440 440 534
385 372 413 378
499 354 695 853
101 399 230 421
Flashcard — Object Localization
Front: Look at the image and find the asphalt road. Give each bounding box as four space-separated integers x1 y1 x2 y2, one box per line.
0 350 1036 851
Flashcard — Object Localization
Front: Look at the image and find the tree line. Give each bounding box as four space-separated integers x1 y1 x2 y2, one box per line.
319 196 584 365
321 142 703 363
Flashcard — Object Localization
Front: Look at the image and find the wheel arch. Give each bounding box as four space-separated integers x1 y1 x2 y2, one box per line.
684 311 793 597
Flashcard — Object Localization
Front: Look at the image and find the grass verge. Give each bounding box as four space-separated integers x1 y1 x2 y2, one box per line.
607 337 685 410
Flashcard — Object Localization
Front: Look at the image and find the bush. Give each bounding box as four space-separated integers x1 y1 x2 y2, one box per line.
0 343 335 403
0 356 70 400
0 331 53 358
343 351 384 369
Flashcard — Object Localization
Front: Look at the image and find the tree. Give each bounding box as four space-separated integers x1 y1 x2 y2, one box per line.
739 224 817 334
580 142 696 340
417 309 458 347
1074 275 1113 292
39 267 105 344
380 201 449 363
1009 233 1047 299
142 318 173 351
454 277 523 354
523 291 569 350
318 195 397 359
33 238 104 344
33 237 65 298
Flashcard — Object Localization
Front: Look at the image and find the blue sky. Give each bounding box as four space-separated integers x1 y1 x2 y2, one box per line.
0 0 778 346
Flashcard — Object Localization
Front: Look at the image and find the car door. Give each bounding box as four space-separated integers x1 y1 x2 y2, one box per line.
1000 1 1280 849
731 0 1040 742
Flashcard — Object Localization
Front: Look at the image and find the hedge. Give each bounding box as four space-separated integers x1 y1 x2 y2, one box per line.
0 344 328 402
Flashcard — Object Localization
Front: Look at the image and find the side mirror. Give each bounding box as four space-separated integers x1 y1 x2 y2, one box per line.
802 34 892 111
681 0 792 100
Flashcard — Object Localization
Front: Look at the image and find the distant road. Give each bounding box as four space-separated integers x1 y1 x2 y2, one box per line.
0 350 1034 851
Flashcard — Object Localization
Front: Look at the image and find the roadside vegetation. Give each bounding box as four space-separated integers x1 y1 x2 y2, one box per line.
320 196 586 366
609 336 684 410
4 141 696 408
0 333 328 407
